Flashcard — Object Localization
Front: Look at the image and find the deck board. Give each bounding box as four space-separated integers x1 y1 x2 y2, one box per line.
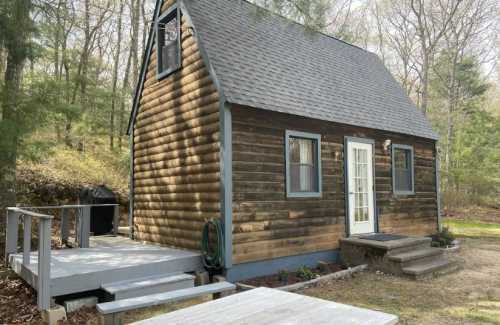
9 236 202 296
131 287 399 325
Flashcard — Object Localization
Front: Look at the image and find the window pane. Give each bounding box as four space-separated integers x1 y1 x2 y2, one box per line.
394 148 413 192
158 15 179 74
289 136 318 193
289 138 300 163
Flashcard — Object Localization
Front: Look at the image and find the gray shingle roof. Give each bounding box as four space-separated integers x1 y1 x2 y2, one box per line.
184 0 438 140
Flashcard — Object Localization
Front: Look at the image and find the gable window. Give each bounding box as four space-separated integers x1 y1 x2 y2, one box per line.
156 6 181 79
285 130 322 198
392 144 414 195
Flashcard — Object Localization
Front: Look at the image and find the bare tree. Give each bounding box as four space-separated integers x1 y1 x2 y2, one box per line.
110 0 125 150
408 0 461 114
130 0 140 88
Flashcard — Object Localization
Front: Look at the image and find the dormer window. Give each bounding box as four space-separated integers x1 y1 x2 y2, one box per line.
156 6 181 79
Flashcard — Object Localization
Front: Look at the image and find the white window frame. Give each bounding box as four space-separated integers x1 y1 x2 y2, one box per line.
392 144 415 195
285 130 322 198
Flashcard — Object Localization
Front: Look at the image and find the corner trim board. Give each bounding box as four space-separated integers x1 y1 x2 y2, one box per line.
129 130 134 239
221 103 233 268
435 142 442 232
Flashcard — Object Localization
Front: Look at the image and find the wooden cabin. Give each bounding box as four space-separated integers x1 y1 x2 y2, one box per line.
128 0 440 281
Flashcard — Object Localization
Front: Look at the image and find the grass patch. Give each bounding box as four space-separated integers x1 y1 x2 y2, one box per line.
444 218 500 238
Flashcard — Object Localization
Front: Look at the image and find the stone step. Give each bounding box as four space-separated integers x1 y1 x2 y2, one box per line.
101 273 195 300
402 258 456 279
388 247 443 263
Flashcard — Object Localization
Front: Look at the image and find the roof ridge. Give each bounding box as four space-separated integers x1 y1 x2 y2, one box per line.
238 0 369 53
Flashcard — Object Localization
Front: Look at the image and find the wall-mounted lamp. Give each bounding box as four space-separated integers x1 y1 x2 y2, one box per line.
383 139 392 154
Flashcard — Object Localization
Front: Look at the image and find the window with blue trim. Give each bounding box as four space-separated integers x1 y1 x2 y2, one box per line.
285 130 322 198
156 6 180 79
392 144 414 194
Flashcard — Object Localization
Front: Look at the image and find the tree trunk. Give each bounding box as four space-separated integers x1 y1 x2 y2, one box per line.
110 1 125 150
0 0 32 214
131 0 140 88
118 43 133 150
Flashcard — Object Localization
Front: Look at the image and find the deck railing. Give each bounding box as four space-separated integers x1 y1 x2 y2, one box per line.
3 204 120 311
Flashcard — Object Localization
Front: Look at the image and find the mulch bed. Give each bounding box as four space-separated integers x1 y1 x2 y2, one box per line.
241 263 344 288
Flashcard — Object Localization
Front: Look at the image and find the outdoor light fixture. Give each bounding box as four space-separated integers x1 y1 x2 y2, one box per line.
383 139 392 154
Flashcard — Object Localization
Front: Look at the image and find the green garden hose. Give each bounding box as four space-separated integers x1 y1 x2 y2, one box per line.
201 219 225 270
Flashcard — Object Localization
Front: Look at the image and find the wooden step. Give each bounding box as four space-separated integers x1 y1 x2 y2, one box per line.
388 248 443 263
402 258 457 279
97 281 236 321
101 273 195 300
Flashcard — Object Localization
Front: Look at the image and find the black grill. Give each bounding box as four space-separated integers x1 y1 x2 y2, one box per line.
79 185 117 235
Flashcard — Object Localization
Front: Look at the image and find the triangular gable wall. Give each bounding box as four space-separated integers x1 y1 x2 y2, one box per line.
130 0 222 250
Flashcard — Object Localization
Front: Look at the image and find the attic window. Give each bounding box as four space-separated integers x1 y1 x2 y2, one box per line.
392 144 415 195
156 6 181 79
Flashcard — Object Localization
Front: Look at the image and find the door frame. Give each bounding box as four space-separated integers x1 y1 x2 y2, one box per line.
343 136 378 236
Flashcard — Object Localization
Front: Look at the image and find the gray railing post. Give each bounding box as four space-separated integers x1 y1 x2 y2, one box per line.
78 206 91 248
60 208 69 245
113 205 119 236
5 209 20 263
22 214 32 265
37 217 51 310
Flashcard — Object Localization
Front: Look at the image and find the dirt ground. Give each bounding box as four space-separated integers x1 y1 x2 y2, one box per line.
301 235 500 324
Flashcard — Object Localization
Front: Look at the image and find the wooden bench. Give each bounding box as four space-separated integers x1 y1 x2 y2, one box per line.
97 281 236 325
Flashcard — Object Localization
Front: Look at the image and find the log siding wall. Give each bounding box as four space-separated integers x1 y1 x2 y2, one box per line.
132 0 220 250
232 106 438 265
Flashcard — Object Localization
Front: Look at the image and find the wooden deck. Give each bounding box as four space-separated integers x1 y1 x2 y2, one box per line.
130 287 398 325
9 236 203 297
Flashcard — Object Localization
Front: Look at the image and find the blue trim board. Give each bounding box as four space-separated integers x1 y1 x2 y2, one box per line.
225 250 339 282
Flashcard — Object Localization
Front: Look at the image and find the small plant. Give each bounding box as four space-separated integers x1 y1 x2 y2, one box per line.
278 269 289 283
431 227 456 247
296 265 316 281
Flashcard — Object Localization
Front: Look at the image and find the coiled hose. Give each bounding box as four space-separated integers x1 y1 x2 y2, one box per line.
201 219 225 270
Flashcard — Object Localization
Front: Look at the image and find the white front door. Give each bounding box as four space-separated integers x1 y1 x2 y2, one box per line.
347 139 375 235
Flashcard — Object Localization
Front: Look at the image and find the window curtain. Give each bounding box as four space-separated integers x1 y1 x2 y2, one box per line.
299 139 314 191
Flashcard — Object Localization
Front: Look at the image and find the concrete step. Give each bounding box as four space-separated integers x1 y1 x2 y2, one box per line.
388 247 443 263
402 258 457 279
102 273 195 300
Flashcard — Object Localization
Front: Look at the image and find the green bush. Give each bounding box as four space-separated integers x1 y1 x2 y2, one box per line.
278 269 289 283
431 227 456 247
296 265 316 281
